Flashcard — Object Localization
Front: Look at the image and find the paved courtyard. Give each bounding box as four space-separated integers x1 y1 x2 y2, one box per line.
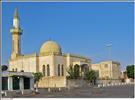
3 84 134 98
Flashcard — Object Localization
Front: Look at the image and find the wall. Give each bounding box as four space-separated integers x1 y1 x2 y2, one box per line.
92 61 121 80
100 62 112 79
38 55 66 76
97 79 121 84
9 55 37 73
38 54 91 77
39 55 54 76
38 77 89 88
38 76 66 88
67 79 88 88
54 55 66 76
112 63 121 79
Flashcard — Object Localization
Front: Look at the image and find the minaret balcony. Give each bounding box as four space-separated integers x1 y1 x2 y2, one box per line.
10 27 23 35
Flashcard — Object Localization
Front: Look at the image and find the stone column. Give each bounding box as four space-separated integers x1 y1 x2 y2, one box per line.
30 78 34 91
66 54 70 76
60 65 61 76
8 77 13 91
51 54 55 76
19 77 24 94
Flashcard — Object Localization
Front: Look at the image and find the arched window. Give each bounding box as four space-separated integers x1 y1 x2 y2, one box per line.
58 64 60 76
42 65 45 76
12 68 14 72
61 65 64 76
47 64 50 76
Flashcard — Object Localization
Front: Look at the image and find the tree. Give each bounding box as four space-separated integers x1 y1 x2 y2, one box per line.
32 72 43 92
85 70 98 85
67 65 74 79
74 64 80 79
126 65 134 79
1 65 8 71
67 64 80 79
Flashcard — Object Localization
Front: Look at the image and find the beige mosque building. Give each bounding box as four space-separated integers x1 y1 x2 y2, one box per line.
8 9 121 88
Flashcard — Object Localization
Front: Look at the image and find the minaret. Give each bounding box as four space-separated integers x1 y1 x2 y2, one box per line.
10 8 23 60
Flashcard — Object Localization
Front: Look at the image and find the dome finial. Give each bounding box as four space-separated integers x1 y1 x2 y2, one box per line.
14 8 19 19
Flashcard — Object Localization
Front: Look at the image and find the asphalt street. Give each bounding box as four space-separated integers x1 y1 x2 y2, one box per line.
3 84 134 98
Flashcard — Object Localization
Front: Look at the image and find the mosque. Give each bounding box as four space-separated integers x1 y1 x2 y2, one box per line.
8 9 121 88
9 9 91 87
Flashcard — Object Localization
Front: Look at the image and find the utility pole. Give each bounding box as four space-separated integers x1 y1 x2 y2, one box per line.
106 44 112 60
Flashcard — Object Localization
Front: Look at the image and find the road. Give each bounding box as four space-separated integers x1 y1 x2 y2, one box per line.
4 84 134 98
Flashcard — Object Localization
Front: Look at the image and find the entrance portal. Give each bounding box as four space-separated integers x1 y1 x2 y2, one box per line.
24 77 30 89
80 64 89 78
13 77 20 90
2 77 8 90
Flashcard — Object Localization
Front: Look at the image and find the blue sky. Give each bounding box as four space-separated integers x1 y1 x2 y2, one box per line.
2 2 134 70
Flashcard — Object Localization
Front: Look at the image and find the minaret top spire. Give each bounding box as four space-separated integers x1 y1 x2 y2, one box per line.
10 8 22 34
14 8 19 19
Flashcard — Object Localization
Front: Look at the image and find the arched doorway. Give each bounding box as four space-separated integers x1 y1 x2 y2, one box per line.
80 64 89 78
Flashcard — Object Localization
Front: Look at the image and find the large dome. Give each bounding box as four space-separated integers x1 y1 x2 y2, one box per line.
40 40 62 55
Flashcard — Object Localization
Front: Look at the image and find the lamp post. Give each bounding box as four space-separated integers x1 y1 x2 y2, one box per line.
21 55 24 72
106 44 112 60
21 57 23 71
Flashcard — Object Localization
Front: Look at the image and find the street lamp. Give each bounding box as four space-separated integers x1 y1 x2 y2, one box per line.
105 44 112 60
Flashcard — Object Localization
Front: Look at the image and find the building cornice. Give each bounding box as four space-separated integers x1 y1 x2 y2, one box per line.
63 53 91 61
10 53 38 61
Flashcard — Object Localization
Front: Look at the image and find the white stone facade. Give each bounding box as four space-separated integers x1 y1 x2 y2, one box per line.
9 53 91 77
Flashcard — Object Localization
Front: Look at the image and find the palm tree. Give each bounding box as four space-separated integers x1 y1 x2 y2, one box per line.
85 70 98 85
67 65 74 79
32 72 43 92
67 64 80 79
74 64 80 79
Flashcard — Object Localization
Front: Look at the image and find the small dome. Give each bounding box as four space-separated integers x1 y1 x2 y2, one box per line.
40 40 62 55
